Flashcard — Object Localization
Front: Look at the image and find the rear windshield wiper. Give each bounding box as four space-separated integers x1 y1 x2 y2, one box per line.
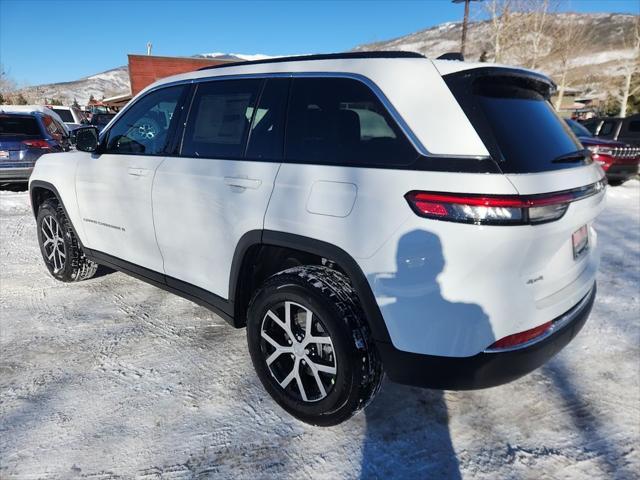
551 148 591 164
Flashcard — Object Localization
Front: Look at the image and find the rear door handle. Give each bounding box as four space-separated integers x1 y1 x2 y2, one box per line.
224 176 262 189
128 167 150 177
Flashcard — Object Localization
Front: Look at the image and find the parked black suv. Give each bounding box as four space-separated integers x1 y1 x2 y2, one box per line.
582 114 640 147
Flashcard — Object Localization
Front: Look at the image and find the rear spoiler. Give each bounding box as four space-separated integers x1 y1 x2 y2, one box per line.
443 66 557 98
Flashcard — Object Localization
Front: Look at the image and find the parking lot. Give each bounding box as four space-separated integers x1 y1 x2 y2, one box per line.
1 181 638 479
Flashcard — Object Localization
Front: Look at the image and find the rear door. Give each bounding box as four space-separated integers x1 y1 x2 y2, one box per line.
75 84 187 272
152 78 288 299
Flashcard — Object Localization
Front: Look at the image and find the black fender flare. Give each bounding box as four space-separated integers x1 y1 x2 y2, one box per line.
228 229 392 344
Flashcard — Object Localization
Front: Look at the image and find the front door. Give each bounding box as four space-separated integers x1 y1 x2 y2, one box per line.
75 84 187 272
153 78 289 299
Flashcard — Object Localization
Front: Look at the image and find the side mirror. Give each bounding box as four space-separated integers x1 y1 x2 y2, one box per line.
75 127 99 153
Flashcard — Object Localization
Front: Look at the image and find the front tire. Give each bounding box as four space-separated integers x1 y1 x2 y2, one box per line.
247 265 383 426
36 199 98 282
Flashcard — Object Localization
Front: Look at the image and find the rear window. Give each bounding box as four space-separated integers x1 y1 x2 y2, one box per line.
52 108 74 123
0 115 41 136
445 71 586 173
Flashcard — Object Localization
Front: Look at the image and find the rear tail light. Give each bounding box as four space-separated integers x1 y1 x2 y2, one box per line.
22 139 51 149
405 180 605 226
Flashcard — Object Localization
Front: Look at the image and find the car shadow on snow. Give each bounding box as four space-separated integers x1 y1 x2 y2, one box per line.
359 229 494 479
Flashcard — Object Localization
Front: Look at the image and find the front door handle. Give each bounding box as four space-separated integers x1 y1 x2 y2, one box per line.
224 176 262 189
128 167 150 177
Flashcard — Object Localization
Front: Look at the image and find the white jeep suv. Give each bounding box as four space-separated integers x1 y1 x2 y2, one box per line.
29 52 605 426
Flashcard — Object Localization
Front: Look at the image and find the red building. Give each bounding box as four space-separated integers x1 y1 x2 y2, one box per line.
103 54 238 109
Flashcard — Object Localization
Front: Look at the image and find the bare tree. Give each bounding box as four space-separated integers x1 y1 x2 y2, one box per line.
0 63 17 94
552 16 589 111
619 17 640 117
484 0 515 63
522 0 560 69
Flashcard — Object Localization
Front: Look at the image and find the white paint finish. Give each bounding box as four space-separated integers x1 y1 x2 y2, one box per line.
74 153 165 272
152 157 280 299
360 189 605 357
29 151 86 241
135 58 491 157
266 163 519 260
505 164 605 194
306 181 357 218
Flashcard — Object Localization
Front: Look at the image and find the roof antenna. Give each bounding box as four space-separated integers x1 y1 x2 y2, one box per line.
146 42 152 56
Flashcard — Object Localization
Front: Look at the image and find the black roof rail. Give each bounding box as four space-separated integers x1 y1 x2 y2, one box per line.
437 52 465 61
197 51 425 71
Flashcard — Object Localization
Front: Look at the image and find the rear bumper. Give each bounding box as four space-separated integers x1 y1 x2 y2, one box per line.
377 283 596 390
606 163 639 181
0 166 33 182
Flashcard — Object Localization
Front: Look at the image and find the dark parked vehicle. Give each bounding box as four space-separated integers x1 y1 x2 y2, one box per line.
90 113 116 130
581 114 640 147
566 118 639 186
0 111 70 183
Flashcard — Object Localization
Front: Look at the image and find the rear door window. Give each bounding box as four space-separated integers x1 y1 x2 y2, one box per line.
245 78 289 161
284 77 417 166
445 72 586 173
181 79 262 159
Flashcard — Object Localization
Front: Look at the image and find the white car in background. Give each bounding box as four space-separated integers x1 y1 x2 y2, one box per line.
28 52 605 426
47 106 87 130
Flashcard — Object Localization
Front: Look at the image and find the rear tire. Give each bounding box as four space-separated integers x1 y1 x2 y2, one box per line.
607 179 626 186
246 265 383 426
36 199 98 282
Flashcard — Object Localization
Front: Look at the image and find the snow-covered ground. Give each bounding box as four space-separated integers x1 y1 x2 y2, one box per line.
1 181 638 479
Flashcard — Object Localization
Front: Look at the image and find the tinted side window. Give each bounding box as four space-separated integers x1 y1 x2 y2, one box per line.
181 79 262 159
627 120 640 133
246 78 289 160
598 121 616 137
285 77 416 166
105 85 185 155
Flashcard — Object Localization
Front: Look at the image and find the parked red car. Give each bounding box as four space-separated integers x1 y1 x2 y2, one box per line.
565 118 639 186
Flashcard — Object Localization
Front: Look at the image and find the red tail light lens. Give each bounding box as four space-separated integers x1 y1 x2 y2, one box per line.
405 180 605 226
488 321 553 350
22 139 51 149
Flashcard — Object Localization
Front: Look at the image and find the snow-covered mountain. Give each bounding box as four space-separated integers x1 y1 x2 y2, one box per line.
354 13 639 99
14 66 129 106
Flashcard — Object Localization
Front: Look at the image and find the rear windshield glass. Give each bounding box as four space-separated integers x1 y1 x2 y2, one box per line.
445 72 586 173
0 115 41 136
52 108 74 123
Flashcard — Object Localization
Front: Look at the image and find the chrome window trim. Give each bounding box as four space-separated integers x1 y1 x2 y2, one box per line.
105 71 490 161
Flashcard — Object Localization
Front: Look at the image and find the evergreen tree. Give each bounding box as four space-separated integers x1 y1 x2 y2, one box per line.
72 97 80 109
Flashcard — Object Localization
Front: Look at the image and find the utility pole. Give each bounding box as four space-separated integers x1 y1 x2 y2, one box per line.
453 0 482 57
